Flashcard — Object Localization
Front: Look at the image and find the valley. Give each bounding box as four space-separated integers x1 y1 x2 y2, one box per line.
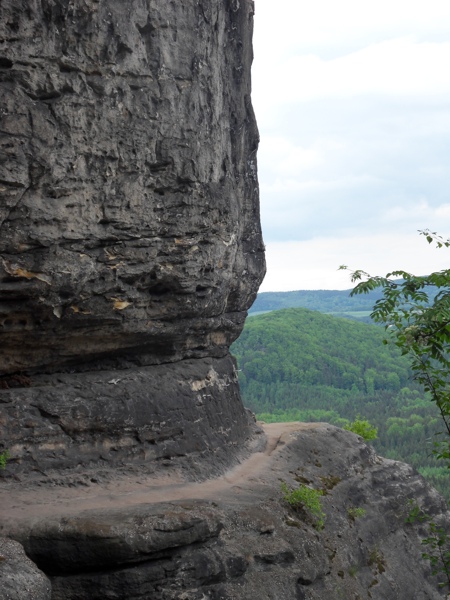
233 303 450 499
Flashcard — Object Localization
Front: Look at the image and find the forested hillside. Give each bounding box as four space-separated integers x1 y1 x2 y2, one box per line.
249 288 383 314
249 286 439 324
232 307 449 499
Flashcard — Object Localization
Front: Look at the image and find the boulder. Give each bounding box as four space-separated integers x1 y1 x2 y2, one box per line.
0 538 51 600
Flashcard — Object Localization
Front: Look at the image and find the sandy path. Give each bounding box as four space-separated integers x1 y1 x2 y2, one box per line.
0 422 320 525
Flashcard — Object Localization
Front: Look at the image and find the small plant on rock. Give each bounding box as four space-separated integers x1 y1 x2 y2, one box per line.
0 450 9 470
368 547 386 574
343 416 377 441
406 501 450 589
347 507 366 521
281 481 325 530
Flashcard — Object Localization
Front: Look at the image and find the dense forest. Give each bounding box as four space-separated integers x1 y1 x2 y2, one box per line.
231 307 449 500
249 288 384 316
249 286 439 324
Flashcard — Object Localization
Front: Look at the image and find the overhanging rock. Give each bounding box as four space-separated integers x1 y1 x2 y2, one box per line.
0 0 265 476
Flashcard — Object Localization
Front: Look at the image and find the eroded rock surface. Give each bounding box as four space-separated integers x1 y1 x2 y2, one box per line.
0 0 264 477
2 424 449 600
0 538 51 600
0 356 263 478
0 0 264 375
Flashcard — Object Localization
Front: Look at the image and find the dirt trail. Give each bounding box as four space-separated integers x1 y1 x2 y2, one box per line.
0 422 320 525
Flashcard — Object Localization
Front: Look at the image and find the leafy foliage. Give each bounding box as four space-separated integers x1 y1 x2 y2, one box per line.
406 501 450 588
232 306 450 499
367 547 386 574
281 481 325 530
0 450 9 470
343 230 450 469
344 416 378 441
233 307 410 397
347 507 366 521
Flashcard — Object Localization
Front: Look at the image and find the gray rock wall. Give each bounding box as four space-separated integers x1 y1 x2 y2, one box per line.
0 0 264 375
0 538 51 600
0 0 264 476
1 356 260 478
3 425 450 600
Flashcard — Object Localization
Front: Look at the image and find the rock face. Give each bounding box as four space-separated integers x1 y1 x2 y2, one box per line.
0 0 264 475
2 3 449 600
0 357 262 478
0 537 51 600
2 424 450 600
0 0 264 375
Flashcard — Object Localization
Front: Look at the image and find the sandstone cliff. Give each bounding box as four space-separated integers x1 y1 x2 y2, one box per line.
1 423 450 599
0 0 264 376
0 0 264 476
1 2 450 600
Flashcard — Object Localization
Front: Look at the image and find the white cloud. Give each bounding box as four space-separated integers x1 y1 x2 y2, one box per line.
258 137 323 175
254 0 450 58
254 38 450 114
252 0 450 289
260 233 450 292
261 174 380 195
383 200 450 223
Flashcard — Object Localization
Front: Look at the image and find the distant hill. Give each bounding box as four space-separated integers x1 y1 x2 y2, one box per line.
232 307 448 499
249 284 439 323
248 288 384 321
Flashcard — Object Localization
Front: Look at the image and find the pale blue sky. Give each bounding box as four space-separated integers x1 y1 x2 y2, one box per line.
252 0 450 290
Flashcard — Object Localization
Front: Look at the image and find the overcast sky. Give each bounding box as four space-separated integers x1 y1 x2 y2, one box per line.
252 0 450 291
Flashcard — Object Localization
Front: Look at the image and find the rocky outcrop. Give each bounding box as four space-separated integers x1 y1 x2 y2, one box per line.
2 424 449 599
0 0 264 376
0 538 51 600
0 357 263 478
2 3 449 600
0 0 264 475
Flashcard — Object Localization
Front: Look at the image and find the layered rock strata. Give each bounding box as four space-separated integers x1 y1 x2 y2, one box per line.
0 357 263 478
2 424 449 600
0 0 263 374
0 0 264 474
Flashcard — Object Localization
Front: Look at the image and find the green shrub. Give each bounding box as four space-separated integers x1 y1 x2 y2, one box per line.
347 507 366 521
0 450 9 470
368 547 386 574
406 501 450 588
281 481 325 530
344 416 377 441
